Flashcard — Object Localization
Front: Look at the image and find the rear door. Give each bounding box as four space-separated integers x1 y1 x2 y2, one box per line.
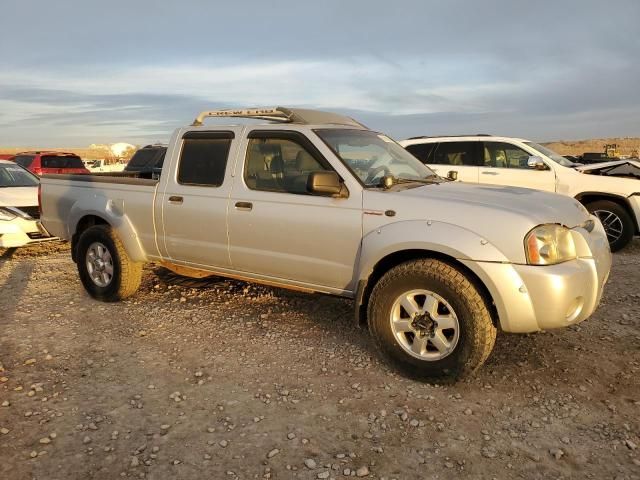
479 141 556 192
160 128 243 268
406 141 481 183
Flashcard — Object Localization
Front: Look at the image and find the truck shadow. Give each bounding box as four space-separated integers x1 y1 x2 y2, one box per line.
0 250 37 370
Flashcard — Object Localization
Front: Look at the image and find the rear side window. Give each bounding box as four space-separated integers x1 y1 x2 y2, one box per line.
177 131 233 186
14 155 34 168
431 142 479 166
42 155 84 168
404 143 437 164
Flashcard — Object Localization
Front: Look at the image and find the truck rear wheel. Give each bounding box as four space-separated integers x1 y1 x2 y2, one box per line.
76 225 142 301
367 259 496 380
585 200 634 252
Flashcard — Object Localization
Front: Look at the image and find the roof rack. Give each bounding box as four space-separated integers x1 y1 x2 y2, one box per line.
407 134 493 140
192 107 365 128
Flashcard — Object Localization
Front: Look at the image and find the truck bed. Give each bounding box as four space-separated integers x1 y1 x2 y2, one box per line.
40 173 160 259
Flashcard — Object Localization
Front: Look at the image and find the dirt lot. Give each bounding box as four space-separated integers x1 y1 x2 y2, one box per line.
1 241 639 480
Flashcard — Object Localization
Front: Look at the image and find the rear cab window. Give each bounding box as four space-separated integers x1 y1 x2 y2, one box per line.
177 131 234 186
41 155 84 169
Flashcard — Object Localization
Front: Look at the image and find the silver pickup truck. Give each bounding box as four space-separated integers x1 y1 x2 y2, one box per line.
40 107 612 379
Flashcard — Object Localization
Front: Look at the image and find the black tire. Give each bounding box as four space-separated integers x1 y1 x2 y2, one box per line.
368 259 496 380
76 225 142 301
585 200 634 252
153 266 222 289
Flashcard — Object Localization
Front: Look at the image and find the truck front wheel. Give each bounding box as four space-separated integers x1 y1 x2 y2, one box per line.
368 259 496 380
76 225 142 301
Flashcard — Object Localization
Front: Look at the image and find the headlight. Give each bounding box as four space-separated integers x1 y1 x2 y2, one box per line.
0 207 17 221
525 224 577 265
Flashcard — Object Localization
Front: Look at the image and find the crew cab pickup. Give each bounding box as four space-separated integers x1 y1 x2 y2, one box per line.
40 108 612 379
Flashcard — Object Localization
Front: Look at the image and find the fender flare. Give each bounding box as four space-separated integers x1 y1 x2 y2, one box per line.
352 220 510 326
69 195 147 262
356 219 510 282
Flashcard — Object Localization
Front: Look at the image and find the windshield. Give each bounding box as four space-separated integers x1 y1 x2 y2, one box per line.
315 129 437 187
0 163 39 187
524 142 576 167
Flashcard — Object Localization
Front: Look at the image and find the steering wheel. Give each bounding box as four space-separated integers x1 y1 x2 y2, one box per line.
364 165 391 184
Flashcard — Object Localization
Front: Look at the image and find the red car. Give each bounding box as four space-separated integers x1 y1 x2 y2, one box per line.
0 154 15 160
13 151 90 175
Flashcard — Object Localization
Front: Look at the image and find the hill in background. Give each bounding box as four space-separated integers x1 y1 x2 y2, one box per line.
2 137 639 159
542 137 640 157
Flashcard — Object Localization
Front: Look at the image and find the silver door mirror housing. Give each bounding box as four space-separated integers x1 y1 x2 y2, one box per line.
527 156 547 170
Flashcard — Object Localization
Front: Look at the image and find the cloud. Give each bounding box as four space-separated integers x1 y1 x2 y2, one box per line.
0 0 638 145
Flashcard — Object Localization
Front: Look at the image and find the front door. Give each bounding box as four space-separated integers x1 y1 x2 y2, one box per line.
479 141 556 192
227 130 362 291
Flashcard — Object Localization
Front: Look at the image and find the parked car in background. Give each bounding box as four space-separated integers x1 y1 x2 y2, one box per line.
124 144 167 179
401 135 640 251
0 154 15 160
40 107 611 380
86 159 127 173
13 151 90 176
0 160 55 247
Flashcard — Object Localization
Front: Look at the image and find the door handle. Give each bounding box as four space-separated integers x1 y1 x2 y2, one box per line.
168 195 183 204
481 171 499 175
235 201 253 211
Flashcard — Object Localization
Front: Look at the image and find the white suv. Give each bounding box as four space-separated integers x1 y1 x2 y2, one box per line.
400 135 640 251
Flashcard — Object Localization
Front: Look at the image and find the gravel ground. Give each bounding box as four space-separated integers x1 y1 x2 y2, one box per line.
0 241 639 480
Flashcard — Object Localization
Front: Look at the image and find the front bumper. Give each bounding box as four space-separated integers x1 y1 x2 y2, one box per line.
0 218 56 248
461 215 612 333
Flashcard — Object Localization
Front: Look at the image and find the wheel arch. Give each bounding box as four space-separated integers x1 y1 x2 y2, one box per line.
575 191 639 234
354 249 499 329
70 213 146 263
71 215 109 262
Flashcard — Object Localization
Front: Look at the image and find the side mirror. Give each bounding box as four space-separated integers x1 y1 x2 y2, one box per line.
527 156 547 170
447 170 458 181
307 171 348 197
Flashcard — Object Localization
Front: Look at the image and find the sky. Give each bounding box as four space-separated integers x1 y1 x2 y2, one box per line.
0 0 638 147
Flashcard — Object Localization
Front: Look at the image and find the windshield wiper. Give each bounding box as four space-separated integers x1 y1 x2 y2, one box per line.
375 175 440 189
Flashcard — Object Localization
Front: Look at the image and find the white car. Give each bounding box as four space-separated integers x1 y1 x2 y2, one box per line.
400 135 640 251
0 160 54 248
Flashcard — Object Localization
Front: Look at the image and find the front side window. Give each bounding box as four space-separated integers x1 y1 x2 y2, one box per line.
244 136 331 194
177 132 233 186
524 142 575 167
315 129 436 187
483 142 534 169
